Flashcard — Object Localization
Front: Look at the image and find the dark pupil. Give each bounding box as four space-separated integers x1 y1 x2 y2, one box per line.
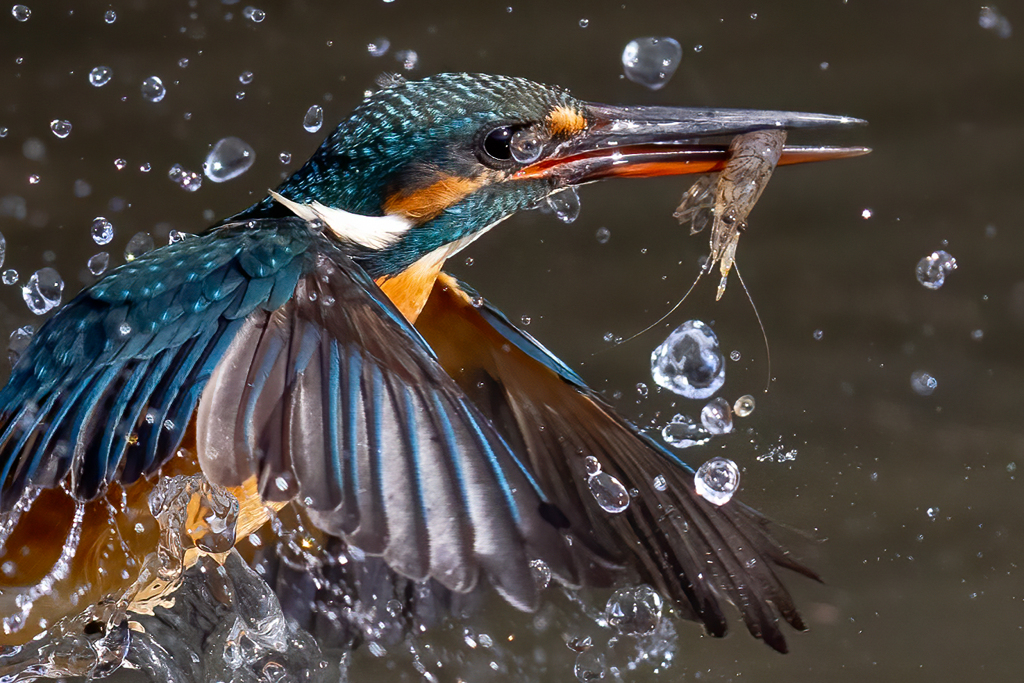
484 126 514 160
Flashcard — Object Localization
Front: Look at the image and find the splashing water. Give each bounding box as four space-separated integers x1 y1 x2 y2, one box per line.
546 187 581 223
700 396 734 434
22 267 63 314
605 585 664 635
915 250 956 289
660 414 710 449
203 136 256 183
621 37 682 90
694 457 740 506
303 105 324 133
650 320 725 399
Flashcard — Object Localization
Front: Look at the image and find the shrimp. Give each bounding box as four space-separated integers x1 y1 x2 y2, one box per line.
675 129 787 300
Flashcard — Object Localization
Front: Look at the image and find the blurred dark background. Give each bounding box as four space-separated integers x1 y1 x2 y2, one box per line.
2 0 1023 680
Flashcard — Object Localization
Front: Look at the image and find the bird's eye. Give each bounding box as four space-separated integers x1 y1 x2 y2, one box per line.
483 126 514 160
510 128 544 164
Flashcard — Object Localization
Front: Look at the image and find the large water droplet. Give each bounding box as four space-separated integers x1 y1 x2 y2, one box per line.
661 414 710 448
588 471 630 514
203 136 255 182
546 187 581 223
91 216 113 244
605 585 664 635
88 65 112 87
916 250 956 289
22 267 63 315
694 456 740 506
910 370 937 396
11 4 30 21
141 76 166 102
622 37 682 90
303 104 323 133
88 252 109 275
700 396 733 434
651 320 725 399
49 119 72 138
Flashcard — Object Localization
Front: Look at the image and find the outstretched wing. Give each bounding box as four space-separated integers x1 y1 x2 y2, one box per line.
192 232 595 611
0 220 312 506
415 272 818 653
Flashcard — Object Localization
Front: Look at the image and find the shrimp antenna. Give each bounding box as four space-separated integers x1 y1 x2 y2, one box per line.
733 263 771 394
602 258 709 352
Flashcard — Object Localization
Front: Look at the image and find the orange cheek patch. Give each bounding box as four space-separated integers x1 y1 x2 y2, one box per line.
547 105 588 137
383 173 487 223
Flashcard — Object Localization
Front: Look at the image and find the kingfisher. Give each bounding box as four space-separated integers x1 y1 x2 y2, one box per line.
0 73 866 653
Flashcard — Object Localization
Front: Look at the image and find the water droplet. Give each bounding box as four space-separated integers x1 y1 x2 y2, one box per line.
11 4 30 21
820 61 830 70
660 414 710 448
733 394 755 417
813 328 824 341
168 163 202 191
546 187 581 223
729 349 741 361
178 57 189 68
694 456 740 505
303 104 323 133
605 585 663 635
650 320 725 399
0 232 5 270
90 216 113 244
584 455 602 476
242 6 265 22
278 151 292 164
529 559 551 589
86 65 113 88
0 127 7 137
926 506 939 520
88 251 109 275
367 37 390 57
700 396 733 434
22 267 63 314
124 232 154 260
27 174 39 185
114 157 127 170
979 6 1012 38
652 474 667 491
587 471 630 514
910 370 938 396
394 49 418 70
203 136 255 182
464 256 474 266
578 18 589 27
621 37 682 90
636 382 648 398
104 9 116 23
8 325 33 365
118 322 132 336
915 250 956 290
860 208 873 219
971 328 984 341
574 649 606 682
238 70 254 84
520 315 531 326
595 226 611 244
141 76 166 102
2 269 17 285
234 90 245 100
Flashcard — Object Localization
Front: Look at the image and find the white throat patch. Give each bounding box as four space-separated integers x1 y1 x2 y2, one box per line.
269 190 413 250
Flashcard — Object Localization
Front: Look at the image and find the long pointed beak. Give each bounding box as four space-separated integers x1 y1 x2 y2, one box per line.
514 103 869 183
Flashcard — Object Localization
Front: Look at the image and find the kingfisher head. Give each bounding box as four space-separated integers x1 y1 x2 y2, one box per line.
241 73 865 278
